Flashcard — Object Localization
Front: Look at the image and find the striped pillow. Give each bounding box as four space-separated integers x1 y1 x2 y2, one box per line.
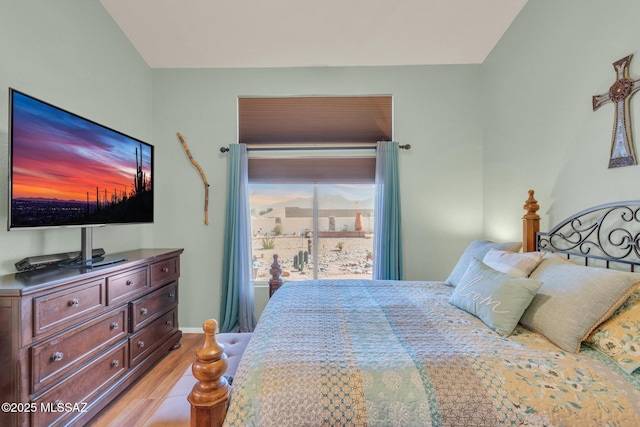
521 254 640 353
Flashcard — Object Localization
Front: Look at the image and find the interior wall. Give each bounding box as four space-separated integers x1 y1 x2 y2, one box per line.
152 65 483 328
0 0 153 274
482 0 640 237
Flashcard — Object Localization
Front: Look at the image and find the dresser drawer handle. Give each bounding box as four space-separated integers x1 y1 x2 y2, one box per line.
161 267 169 273
111 322 119 330
111 359 120 368
68 298 80 307
166 320 173 326
137 340 145 348
126 280 134 286
168 293 175 298
51 352 64 362
140 308 148 315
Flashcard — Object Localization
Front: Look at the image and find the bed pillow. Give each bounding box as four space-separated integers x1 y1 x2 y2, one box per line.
483 249 544 277
520 254 640 353
444 240 522 287
585 288 640 374
449 258 542 336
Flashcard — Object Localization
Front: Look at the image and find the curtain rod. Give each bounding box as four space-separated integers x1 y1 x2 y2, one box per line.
219 144 411 153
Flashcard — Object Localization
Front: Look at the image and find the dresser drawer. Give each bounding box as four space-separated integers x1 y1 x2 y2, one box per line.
31 306 128 394
131 282 178 332
150 257 179 287
107 267 149 305
129 308 178 367
33 341 128 427
33 279 106 336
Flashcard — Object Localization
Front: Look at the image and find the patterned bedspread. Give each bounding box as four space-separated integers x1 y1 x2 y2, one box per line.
223 280 640 426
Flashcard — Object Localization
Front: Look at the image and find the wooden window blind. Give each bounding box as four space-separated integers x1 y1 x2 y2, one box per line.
239 96 392 183
247 157 377 184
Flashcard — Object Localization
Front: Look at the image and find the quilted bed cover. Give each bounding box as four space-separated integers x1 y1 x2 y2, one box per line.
223 280 640 426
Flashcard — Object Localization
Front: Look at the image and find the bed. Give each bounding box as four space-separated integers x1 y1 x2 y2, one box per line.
190 190 640 426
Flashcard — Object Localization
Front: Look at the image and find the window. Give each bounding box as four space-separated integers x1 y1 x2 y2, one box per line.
239 95 392 281
250 183 374 281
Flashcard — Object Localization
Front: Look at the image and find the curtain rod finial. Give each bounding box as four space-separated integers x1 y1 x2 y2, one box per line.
399 144 411 150
220 146 230 153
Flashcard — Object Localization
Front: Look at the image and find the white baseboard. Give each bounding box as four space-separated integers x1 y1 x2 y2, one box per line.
181 327 204 334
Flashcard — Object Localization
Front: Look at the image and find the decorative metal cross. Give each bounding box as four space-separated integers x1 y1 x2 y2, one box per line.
593 54 640 168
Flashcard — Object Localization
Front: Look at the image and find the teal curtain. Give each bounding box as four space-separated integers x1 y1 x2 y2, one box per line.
373 141 403 280
220 144 256 332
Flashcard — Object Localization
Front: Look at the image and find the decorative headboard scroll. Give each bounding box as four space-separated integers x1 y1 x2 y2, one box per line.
535 200 640 270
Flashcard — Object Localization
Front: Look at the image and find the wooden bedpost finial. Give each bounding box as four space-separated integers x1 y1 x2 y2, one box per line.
523 189 540 219
268 254 283 298
522 189 541 253
188 319 229 427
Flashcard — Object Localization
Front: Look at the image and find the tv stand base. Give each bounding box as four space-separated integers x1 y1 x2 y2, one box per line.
15 248 106 271
59 255 126 269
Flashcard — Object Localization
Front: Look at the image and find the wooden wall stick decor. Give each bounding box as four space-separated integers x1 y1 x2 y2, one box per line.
177 132 210 225
593 54 640 168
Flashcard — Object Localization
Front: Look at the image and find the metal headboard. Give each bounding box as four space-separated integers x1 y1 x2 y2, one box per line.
536 201 640 271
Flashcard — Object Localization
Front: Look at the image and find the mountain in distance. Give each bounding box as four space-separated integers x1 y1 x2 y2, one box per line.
253 194 374 214
13 197 85 203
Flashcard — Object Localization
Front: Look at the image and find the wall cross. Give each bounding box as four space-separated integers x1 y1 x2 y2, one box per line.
593 54 640 168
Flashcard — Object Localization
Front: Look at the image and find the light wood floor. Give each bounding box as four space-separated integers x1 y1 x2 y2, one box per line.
87 333 202 427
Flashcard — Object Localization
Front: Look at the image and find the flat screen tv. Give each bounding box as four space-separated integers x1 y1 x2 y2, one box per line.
8 88 153 267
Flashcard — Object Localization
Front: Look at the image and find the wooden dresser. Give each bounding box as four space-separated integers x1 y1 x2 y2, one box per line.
0 248 184 427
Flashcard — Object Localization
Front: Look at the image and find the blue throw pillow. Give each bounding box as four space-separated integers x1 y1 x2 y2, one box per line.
444 240 522 287
449 258 542 336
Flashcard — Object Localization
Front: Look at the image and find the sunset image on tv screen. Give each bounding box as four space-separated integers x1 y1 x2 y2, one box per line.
9 90 153 228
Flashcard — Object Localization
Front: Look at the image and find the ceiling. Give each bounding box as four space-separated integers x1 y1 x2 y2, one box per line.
100 0 527 69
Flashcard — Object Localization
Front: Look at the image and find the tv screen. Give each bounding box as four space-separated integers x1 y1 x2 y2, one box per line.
8 88 154 230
